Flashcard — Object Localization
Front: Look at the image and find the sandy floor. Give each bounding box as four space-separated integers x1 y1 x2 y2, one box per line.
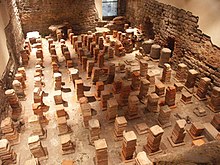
12 36 215 165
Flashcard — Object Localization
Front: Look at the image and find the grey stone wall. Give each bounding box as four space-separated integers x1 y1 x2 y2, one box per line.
126 0 220 91
17 0 99 35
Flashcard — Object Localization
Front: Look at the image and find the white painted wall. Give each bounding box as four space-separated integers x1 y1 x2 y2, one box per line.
95 0 103 20
0 0 10 76
158 0 220 46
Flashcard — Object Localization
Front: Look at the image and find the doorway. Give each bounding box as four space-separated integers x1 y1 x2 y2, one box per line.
143 17 155 39
167 37 175 57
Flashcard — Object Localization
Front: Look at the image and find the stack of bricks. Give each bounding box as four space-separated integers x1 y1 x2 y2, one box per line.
33 87 43 104
211 114 220 131
0 139 17 164
93 47 100 62
155 83 165 96
87 60 95 78
15 73 26 89
98 37 104 50
12 80 25 98
54 72 62 90
17 67 26 80
170 120 186 144
165 86 176 107
119 83 131 106
175 63 187 82
28 115 45 139
185 69 199 89
1 117 19 144
114 116 127 140
36 49 43 60
94 139 108 165
83 35 88 46
35 65 43 77
82 56 87 71
158 48 171 67
181 91 193 104
87 35 93 50
62 160 75 165
135 151 153 165
144 125 164 153
69 68 79 85
91 67 100 84
32 103 49 126
107 63 116 84
161 63 172 83
5 89 22 120
49 44 56 55
158 105 171 128
146 72 155 86
98 53 104 68
57 116 70 135
196 77 211 100
55 105 69 120
108 46 114 58
106 98 118 120
60 134 75 154
189 122 204 138
34 77 43 88
127 95 139 119
139 60 148 77
150 44 161 59
142 39 154 54
36 58 43 68
121 131 137 160
104 46 109 55
100 90 111 110
96 81 104 98
53 90 63 105
208 87 220 112
72 36 78 47
90 42 96 57
69 32 74 41
28 135 48 159
89 119 101 144
48 37 54 50
147 93 159 112
80 103 92 128
75 79 84 100
50 48 57 58
20 49 29 66
138 78 150 101
75 41 82 53
25 158 40 165
131 71 140 90
78 48 84 64
113 78 123 94
52 62 59 73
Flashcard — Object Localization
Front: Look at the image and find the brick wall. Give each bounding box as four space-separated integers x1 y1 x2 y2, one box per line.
17 0 99 35
126 0 220 91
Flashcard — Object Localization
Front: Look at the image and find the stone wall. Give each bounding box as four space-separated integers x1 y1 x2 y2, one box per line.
0 0 24 117
5 0 24 67
17 0 99 35
126 0 220 91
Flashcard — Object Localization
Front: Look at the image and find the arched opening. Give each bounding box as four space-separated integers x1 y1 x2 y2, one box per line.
167 37 175 57
143 17 155 39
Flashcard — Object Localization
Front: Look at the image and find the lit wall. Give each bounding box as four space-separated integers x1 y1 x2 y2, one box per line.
0 0 10 76
95 0 103 20
158 0 220 46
